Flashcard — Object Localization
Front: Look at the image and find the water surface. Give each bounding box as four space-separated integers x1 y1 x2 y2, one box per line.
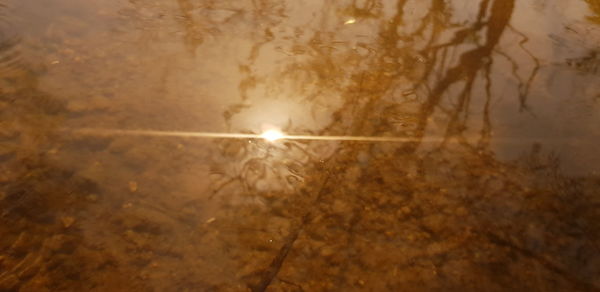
1 0 600 291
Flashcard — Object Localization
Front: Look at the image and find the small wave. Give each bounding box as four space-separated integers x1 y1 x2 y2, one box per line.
0 3 24 76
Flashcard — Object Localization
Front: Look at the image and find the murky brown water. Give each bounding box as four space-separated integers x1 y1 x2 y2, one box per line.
1 0 600 291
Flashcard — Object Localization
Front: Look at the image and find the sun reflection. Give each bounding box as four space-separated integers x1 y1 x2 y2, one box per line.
261 129 285 142
63 128 489 143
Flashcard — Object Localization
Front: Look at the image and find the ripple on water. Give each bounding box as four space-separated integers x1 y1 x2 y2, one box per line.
0 3 23 77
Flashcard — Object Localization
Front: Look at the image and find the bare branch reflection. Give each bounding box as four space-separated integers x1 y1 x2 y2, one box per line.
210 0 600 290
0 0 599 291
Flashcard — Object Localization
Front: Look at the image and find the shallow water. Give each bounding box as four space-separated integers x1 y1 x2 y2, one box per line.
1 0 600 291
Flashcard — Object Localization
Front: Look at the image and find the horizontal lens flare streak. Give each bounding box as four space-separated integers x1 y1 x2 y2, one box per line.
282 134 415 142
64 128 425 143
69 128 260 139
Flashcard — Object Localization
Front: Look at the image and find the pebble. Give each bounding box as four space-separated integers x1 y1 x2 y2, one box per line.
129 181 138 193
45 234 76 254
320 246 335 257
400 206 411 215
61 216 76 228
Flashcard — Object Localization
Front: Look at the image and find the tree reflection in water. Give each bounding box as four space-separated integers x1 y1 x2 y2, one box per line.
210 0 600 291
0 0 599 291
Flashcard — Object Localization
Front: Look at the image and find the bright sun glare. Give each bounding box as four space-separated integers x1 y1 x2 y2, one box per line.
261 129 284 142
